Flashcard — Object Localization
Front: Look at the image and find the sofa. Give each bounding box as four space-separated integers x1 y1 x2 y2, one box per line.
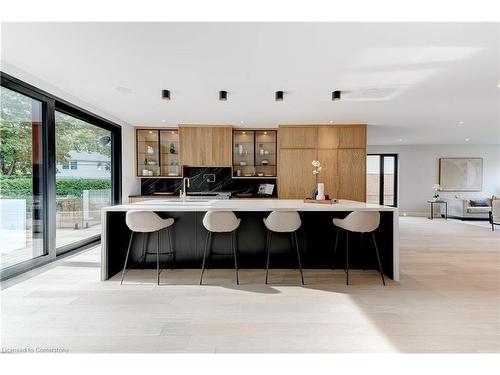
441 197 492 220
490 199 500 230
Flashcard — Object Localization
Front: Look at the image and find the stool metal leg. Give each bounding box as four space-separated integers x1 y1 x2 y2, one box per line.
232 231 239 285
120 231 135 285
200 232 211 285
265 230 272 284
372 232 386 286
168 227 175 271
345 231 349 285
332 227 339 270
293 231 304 285
141 233 148 269
156 230 160 285
361 233 365 271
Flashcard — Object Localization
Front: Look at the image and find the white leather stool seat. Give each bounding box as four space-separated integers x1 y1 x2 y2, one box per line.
264 211 301 233
332 211 380 233
203 211 241 233
126 211 174 233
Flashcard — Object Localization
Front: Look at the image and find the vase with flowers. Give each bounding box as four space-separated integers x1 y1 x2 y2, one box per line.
312 160 325 200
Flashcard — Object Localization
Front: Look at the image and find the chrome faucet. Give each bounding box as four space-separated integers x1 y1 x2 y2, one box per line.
180 177 190 199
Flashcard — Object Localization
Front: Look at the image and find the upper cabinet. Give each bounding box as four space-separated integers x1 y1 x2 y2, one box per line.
136 128 181 178
317 126 339 149
338 125 366 148
233 129 277 177
279 126 317 148
179 125 232 166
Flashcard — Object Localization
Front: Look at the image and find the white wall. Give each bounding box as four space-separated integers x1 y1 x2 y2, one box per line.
367 144 500 215
1 63 140 203
121 126 141 200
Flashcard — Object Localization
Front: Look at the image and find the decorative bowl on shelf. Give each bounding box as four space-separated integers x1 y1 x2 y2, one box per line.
239 161 247 166
261 159 269 165
243 173 253 177
257 173 264 177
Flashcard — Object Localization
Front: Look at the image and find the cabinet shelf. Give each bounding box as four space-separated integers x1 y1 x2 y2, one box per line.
232 129 277 178
136 128 182 178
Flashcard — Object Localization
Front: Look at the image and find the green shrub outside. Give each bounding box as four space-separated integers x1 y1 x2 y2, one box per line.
0 177 111 198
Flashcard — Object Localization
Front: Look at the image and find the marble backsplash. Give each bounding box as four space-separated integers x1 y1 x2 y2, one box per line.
140 167 277 196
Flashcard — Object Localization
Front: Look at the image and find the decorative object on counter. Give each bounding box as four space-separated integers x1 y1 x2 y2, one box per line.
146 145 155 154
312 160 325 200
257 183 275 196
304 198 336 204
432 184 441 201
169 143 176 154
236 169 241 177
259 146 265 155
264 149 270 155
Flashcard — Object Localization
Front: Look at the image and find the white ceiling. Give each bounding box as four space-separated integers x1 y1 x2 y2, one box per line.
1 22 499 145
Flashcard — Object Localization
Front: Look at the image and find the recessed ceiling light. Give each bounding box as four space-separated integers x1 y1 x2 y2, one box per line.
465 138 470 142
458 121 464 125
161 119 166 123
497 83 500 88
329 121 333 124
115 86 132 94
398 138 403 142
240 120 244 124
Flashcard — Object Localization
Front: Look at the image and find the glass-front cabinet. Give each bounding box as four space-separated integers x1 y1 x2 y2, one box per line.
136 128 181 177
233 130 277 177
160 129 180 177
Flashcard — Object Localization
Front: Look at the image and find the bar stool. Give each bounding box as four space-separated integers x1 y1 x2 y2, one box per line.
200 211 241 285
120 211 175 285
332 211 385 286
264 211 304 285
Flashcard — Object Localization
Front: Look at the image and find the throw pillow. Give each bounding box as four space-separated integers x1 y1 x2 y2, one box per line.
469 199 490 207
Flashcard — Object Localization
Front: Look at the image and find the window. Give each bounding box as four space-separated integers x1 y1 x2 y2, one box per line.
367 154 398 207
70 161 78 170
62 163 69 169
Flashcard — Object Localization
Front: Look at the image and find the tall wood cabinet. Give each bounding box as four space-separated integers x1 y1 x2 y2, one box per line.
179 125 232 166
278 124 366 201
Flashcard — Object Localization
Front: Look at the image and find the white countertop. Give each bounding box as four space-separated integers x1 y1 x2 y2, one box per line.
103 199 398 212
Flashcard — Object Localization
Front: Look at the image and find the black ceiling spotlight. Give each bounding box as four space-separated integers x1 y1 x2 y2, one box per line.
219 90 227 101
275 91 284 101
162 89 170 100
332 90 341 101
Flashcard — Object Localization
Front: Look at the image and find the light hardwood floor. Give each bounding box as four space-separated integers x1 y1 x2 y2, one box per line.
1 217 499 353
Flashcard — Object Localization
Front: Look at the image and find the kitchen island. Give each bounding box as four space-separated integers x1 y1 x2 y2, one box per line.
101 199 399 281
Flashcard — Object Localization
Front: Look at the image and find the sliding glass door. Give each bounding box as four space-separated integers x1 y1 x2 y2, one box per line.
0 86 46 269
55 111 112 252
367 154 398 207
1 72 121 279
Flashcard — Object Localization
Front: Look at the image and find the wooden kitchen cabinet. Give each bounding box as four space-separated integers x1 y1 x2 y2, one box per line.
317 149 338 198
338 125 366 148
278 148 317 199
179 126 232 166
279 126 318 149
337 148 366 201
317 126 339 149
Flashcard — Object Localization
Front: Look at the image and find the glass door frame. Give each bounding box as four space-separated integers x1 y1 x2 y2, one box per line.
367 153 399 207
1 72 122 279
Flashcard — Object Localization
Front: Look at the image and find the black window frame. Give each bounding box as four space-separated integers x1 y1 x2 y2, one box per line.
1 71 122 279
367 153 398 207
